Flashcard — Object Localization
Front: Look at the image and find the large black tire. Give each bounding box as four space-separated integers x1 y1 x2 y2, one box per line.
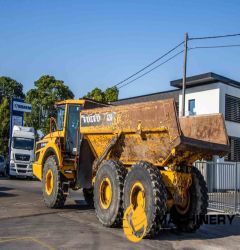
42 155 67 208
83 188 94 208
170 166 208 232
123 161 167 238
94 160 126 227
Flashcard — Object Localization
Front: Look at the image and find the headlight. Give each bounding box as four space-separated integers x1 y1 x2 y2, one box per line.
36 141 47 150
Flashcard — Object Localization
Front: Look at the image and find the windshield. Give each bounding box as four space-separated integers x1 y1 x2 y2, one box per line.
13 137 34 150
57 105 66 130
68 105 81 130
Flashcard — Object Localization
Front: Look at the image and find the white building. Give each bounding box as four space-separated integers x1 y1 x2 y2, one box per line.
115 72 240 162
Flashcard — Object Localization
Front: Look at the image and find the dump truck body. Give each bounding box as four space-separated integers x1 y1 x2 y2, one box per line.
80 99 228 167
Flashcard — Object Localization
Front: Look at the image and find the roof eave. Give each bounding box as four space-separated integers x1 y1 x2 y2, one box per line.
170 72 240 89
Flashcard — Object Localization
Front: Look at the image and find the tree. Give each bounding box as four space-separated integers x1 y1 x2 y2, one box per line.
104 87 119 102
25 75 74 135
84 86 118 102
0 77 24 156
0 76 25 99
84 88 104 102
0 98 10 155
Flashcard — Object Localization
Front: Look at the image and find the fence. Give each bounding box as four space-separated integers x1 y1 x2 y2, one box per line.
194 161 240 214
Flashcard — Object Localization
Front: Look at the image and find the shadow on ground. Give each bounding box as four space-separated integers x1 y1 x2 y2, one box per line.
152 219 240 241
0 192 18 198
65 199 93 211
0 186 18 198
0 186 14 192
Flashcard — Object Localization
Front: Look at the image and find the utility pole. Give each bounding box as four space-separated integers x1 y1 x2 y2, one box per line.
181 32 188 116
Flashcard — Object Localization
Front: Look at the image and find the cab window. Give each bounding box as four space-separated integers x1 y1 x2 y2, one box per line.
66 105 82 154
57 105 66 130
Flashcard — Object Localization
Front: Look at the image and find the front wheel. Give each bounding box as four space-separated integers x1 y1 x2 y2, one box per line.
42 155 67 208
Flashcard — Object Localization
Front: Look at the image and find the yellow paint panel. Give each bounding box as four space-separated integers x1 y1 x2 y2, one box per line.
56 99 85 105
85 134 115 158
160 170 191 188
33 163 42 180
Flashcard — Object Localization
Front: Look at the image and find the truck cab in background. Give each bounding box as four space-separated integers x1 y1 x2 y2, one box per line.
9 126 35 178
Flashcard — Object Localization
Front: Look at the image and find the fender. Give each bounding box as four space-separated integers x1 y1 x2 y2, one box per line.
42 146 61 166
33 141 62 181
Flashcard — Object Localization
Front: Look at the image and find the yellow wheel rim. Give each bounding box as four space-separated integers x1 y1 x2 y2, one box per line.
130 181 145 209
123 204 148 242
99 177 112 209
45 169 54 195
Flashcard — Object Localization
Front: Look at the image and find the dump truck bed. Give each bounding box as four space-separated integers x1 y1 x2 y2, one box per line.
80 99 229 167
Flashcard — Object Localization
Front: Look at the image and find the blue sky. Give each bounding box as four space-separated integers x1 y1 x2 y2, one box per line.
0 0 240 99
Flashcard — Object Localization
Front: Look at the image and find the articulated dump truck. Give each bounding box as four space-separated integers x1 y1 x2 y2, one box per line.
33 98 229 237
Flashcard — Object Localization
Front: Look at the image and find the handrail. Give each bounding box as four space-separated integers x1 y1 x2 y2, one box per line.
49 117 62 154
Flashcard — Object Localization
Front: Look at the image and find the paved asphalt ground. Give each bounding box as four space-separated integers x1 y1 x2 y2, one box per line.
0 178 240 250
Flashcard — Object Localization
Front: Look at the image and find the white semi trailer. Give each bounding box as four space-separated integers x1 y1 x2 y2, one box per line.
9 126 35 178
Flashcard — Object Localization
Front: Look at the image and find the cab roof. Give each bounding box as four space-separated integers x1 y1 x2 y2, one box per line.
56 98 112 107
56 99 86 105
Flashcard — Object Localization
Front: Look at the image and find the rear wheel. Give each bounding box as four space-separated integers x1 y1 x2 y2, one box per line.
94 160 126 227
170 166 208 232
42 155 66 208
123 162 167 238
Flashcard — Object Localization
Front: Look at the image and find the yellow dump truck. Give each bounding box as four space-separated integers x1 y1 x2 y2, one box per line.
33 98 229 237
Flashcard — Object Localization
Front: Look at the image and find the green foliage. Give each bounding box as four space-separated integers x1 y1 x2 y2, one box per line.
0 77 24 156
104 87 119 102
25 75 74 135
0 98 10 155
0 76 25 99
84 88 104 102
84 86 118 102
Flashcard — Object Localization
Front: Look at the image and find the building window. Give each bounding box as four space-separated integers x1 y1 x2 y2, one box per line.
225 94 240 123
225 136 240 162
188 99 196 115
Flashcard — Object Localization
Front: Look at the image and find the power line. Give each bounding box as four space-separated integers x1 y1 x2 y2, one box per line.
114 32 240 90
118 50 184 89
117 43 240 90
189 33 240 40
113 41 184 87
189 44 240 50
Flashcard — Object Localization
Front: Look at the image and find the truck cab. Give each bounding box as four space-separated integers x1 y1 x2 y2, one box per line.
33 99 108 181
9 126 35 178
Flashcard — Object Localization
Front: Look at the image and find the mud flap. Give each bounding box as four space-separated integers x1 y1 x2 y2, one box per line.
76 139 95 189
